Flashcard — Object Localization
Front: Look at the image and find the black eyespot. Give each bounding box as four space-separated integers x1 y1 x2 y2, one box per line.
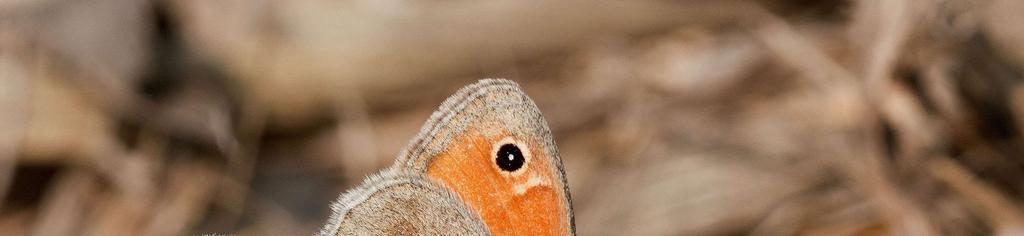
495 143 525 172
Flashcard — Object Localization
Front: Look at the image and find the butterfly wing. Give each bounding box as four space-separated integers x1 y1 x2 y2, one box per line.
393 79 575 235
317 171 489 236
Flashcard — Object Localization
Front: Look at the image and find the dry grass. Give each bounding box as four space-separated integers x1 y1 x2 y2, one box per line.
2 0 1024 235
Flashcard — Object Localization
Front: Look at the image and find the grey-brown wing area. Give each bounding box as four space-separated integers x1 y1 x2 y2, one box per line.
317 171 490 236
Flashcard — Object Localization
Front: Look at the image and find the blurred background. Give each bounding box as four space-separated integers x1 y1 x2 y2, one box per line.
2 0 1024 235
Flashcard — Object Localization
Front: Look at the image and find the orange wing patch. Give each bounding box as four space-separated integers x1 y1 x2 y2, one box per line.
425 128 569 236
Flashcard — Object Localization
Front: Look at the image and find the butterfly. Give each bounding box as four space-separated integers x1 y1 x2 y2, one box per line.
317 79 575 235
